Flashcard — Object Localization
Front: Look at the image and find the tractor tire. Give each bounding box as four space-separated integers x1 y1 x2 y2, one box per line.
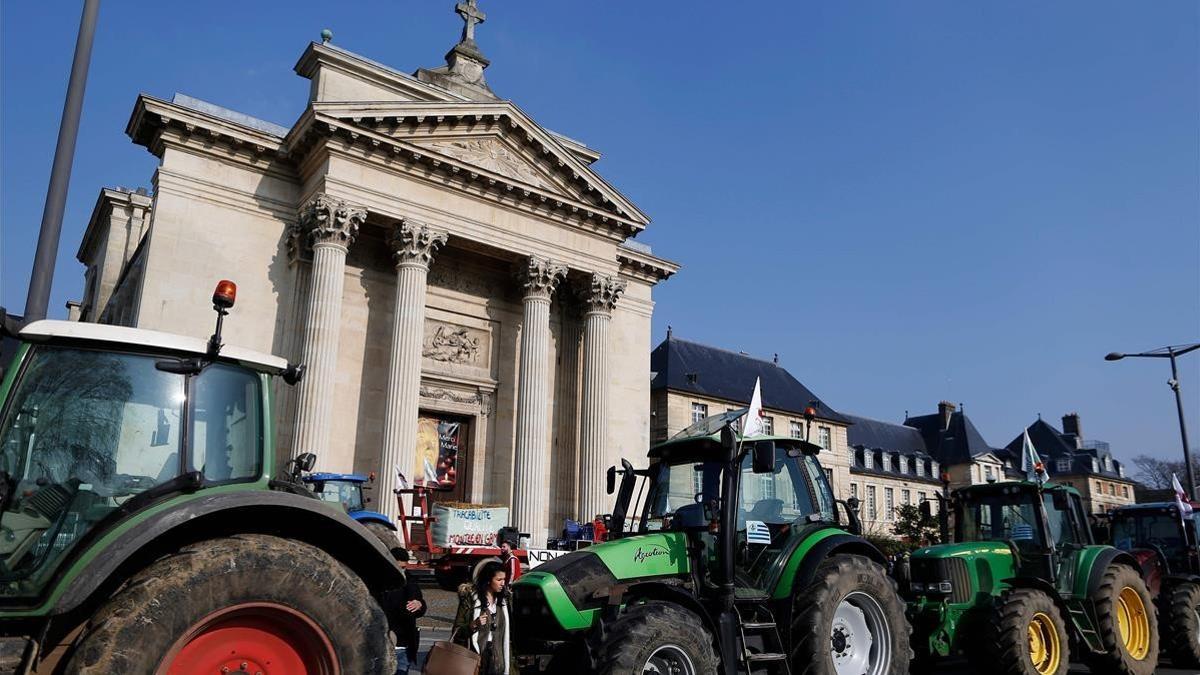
1084 564 1158 675
1163 581 1200 669
591 600 719 675
364 520 401 550
63 533 395 674
987 588 1069 675
789 553 911 675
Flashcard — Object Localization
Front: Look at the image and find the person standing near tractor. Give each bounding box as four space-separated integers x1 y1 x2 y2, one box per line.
381 547 427 673
497 529 522 588
454 561 514 675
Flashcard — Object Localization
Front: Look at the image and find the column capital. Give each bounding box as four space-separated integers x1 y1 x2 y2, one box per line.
300 193 366 249
517 255 567 301
285 222 310 266
388 218 448 269
582 273 626 315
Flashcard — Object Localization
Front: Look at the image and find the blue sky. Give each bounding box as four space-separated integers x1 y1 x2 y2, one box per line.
2 1 1197 469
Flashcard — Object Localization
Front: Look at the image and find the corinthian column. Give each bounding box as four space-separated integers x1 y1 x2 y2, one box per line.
577 273 626 522
512 255 567 547
378 219 447 522
291 194 365 469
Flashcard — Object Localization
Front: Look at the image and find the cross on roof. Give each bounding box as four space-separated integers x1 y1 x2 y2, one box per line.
456 0 486 43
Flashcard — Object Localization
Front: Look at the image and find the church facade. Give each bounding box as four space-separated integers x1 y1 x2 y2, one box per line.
72 4 677 545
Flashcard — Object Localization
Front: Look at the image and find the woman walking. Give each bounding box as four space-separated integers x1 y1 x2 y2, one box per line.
453 561 512 675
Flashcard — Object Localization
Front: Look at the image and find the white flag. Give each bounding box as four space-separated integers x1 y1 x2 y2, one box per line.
741 377 766 438
1173 473 1193 517
1021 430 1046 483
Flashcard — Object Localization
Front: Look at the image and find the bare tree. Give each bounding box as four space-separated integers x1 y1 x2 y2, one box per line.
1130 454 1200 489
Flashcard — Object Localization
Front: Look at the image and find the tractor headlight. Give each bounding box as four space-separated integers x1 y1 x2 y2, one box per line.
935 581 953 594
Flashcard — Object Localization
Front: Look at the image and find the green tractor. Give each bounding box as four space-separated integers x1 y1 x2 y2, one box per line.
0 282 401 674
1109 499 1200 668
907 480 1157 675
512 410 911 675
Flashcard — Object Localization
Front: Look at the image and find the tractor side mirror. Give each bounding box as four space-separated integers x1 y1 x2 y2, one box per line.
607 465 617 495
297 452 317 473
720 424 737 453
752 440 776 474
919 500 932 520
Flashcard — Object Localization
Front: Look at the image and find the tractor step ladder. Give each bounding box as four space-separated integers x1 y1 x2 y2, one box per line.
1064 599 1107 654
733 595 791 674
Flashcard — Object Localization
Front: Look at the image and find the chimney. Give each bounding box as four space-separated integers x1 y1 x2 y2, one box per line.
938 401 957 431
1062 413 1082 448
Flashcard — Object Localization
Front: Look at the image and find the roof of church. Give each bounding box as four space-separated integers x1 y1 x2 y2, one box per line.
650 336 846 423
843 413 928 455
905 409 1000 465
171 94 289 137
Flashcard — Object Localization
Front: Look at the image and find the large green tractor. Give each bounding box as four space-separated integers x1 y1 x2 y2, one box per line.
512 410 911 675
907 480 1157 675
0 282 401 674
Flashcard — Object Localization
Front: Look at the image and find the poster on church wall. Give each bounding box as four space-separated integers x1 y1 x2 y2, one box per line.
415 416 461 489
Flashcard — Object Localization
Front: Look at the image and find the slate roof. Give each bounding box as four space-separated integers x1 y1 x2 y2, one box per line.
905 410 1000 465
1004 418 1130 481
843 414 928 455
650 337 846 423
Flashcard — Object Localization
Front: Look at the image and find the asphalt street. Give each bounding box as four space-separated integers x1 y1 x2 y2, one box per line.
409 586 1199 674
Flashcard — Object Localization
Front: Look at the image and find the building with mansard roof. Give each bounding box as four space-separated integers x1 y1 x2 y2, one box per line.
1004 413 1137 514
842 414 944 537
71 3 677 546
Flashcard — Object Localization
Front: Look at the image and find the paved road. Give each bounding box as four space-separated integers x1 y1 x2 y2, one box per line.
410 586 1199 674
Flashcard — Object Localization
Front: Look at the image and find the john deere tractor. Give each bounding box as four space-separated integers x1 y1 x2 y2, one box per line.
512 410 911 675
1109 500 1200 668
0 282 400 673
907 480 1157 675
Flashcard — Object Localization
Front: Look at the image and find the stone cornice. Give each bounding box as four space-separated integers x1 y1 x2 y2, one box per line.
294 41 470 104
617 245 679 284
285 101 648 234
127 94 289 163
76 187 152 263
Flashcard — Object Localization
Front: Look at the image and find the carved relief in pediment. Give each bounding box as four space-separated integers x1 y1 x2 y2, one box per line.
424 138 551 189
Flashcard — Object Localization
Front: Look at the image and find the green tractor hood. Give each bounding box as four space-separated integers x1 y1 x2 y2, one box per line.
909 540 1017 600
514 532 691 632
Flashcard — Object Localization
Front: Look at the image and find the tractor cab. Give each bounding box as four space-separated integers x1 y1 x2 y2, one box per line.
948 481 1093 585
302 471 400 547
1110 502 1200 577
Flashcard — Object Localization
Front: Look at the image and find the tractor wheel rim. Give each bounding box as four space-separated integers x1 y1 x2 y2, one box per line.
1116 586 1151 660
642 644 695 675
158 601 338 675
830 591 891 675
1027 612 1060 675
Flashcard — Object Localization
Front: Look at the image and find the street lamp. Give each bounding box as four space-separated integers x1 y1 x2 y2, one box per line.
1105 342 1200 500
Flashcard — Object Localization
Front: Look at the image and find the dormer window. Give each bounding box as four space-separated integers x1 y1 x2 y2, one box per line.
864 451 873 470
915 460 924 477
899 457 908 474
1057 458 1071 473
1104 456 1113 472
1091 458 1099 473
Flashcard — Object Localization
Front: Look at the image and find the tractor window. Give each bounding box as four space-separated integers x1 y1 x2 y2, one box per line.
1042 492 1083 548
188 364 262 483
314 481 364 512
1112 512 1187 559
0 347 185 595
644 460 722 531
958 491 1044 550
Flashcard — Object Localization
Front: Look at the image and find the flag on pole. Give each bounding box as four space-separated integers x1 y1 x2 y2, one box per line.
741 377 766 438
1172 473 1193 517
1021 430 1047 483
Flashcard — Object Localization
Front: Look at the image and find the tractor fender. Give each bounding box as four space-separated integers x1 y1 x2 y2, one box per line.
1083 548 1139 598
789 533 887 596
350 510 398 530
52 489 404 616
620 580 718 632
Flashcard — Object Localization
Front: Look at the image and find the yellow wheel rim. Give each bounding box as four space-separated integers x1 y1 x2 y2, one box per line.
1027 612 1061 675
1116 586 1151 660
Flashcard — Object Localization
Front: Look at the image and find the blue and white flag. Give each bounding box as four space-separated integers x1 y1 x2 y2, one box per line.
746 520 772 545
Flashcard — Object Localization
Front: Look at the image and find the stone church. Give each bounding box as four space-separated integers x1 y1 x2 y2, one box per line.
72 2 678 545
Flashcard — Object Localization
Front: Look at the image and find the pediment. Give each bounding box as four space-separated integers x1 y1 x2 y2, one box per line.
301 100 648 228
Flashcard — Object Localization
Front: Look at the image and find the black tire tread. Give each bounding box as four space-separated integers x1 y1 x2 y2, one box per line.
64 533 395 674
789 553 911 675
591 601 719 675
1084 563 1158 675
986 588 1070 675
1163 581 1200 668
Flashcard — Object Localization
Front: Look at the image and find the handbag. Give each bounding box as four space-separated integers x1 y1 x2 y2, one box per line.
423 629 481 675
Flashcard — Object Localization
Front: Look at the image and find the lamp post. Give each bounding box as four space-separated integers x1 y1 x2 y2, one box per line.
1105 342 1200 500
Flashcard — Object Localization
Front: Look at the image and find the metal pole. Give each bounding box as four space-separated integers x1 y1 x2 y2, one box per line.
1168 349 1197 500
23 0 101 322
